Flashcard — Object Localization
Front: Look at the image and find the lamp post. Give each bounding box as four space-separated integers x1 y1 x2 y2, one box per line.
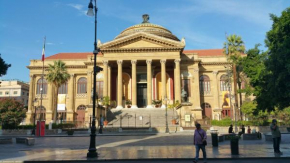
87 0 98 158
163 97 169 133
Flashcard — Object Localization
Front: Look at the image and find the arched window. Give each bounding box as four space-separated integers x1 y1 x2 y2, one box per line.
36 106 46 120
77 77 87 94
220 74 230 91
199 75 210 95
36 78 47 94
59 82 68 94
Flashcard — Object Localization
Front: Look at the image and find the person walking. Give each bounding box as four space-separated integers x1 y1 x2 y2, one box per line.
193 123 207 163
270 119 282 154
99 114 104 134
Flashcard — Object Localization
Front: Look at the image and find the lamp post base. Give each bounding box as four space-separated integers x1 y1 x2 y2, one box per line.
87 150 98 158
165 127 169 133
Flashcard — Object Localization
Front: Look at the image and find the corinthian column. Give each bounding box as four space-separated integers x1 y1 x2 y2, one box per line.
161 59 167 108
212 71 220 110
26 75 34 124
131 60 138 109
174 59 181 102
103 60 108 97
67 73 75 122
116 60 123 109
146 59 153 108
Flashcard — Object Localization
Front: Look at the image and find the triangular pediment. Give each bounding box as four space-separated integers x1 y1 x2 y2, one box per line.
99 32 185 50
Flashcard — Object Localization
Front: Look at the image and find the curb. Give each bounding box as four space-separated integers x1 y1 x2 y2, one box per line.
2 157 290 163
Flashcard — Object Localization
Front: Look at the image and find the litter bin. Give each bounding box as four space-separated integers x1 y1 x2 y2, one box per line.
230 135 239 155
211 130 218 147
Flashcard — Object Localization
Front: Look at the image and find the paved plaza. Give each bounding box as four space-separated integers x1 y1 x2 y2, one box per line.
0 133 290 162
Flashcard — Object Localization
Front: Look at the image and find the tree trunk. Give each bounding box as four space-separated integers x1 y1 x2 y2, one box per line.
237 80 243 120
53 86 58 123
232 64 240 121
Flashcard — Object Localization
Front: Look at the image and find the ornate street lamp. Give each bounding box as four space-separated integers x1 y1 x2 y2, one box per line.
163 97 170 133
87 0 99 158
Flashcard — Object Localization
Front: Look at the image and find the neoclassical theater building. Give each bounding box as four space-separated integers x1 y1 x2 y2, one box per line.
26 15 239 126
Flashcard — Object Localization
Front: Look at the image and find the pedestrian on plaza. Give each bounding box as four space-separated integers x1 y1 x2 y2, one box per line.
241 125 245 134
193 123 207 163
270 119 282 154
228 124 233 133
99 114 104 134
247 126 251 134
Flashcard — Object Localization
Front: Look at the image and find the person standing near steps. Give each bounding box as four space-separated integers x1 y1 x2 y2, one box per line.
270 119 282 155
193 123 207 163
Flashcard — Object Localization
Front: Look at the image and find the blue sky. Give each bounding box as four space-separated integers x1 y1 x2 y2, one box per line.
0 0 289 82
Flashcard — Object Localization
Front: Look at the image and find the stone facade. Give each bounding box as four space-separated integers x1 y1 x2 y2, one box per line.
25 15 244 127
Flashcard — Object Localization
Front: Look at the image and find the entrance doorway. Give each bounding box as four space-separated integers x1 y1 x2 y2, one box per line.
137 84 147 108
76 105 86 128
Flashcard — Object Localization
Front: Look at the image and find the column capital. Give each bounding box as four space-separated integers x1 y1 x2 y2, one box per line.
160 59 166 64
70 73 75 77
117 60 123 65
87 71 92 75
131 60 137 64
174 59 181 63
212 71 219 75
146 59 152 64
102 60 109 65
30 74 35 78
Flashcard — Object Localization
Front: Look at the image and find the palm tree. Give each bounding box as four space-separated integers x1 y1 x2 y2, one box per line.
223 34 245 120
46 60 70 123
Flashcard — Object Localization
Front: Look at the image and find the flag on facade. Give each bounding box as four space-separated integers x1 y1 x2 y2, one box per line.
42 37 46 61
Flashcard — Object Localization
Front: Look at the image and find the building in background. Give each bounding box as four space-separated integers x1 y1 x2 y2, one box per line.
25 15 245 127
0 80 29 106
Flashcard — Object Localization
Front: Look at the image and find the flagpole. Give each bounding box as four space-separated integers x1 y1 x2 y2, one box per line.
39 36 46 137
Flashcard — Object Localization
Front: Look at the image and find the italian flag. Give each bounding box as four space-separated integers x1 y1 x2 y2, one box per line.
42 37 46 61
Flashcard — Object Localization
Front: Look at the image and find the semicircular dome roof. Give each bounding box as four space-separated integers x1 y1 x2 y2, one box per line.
115 14 180 41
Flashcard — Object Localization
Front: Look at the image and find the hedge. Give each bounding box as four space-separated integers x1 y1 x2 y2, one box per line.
211 118 270 126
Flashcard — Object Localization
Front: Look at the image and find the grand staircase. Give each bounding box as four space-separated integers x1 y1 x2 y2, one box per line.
106 108 179 128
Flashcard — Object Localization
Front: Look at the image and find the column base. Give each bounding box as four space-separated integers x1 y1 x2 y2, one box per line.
146 105 154 109
116 105 123 109
66 111 74 122
161 104 166 109
131 105 138 109
46 111 53 124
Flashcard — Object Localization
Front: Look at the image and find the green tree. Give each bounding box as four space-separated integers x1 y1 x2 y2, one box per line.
46 60 70 123
241 44 267 96
0 54 11 77
241 44 274 111
223 34 246 119
264 7 290 110
241 101 257 120
0 98 26 129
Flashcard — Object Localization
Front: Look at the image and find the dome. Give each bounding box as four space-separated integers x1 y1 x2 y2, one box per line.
115 14 180 41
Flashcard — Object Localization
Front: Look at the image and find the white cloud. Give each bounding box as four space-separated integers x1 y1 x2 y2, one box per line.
68 4 84 10
46 42 54 45
67 3 86 15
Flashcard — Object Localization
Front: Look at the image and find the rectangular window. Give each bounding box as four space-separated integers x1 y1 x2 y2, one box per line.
14 91 17 95
182 79 191 97
137 74 147 82
96 81 103 98
5 91 9 95
59 83 68 94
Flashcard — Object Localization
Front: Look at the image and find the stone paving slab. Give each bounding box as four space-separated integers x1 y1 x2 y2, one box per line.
0 133 289 162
